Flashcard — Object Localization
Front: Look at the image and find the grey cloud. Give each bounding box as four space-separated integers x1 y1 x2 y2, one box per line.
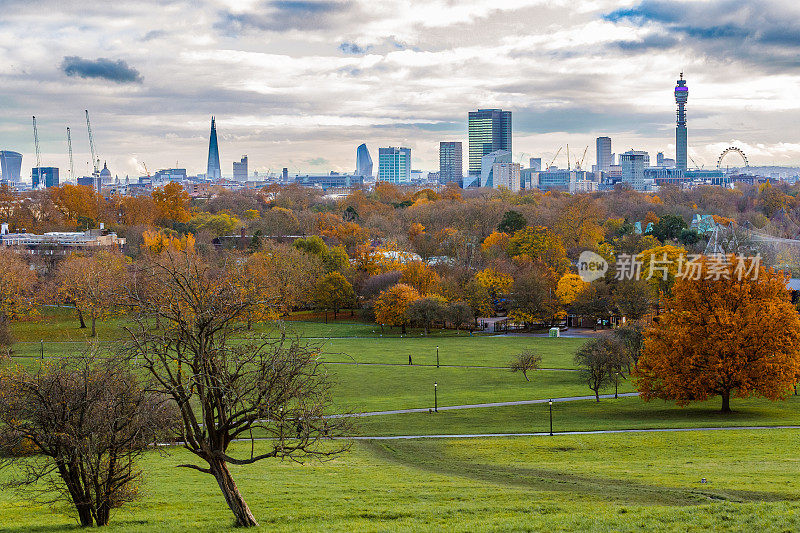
604 0 800 68
61 56 143 83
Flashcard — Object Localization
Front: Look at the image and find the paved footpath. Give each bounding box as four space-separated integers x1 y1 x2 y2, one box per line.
331 393 640 418
349 425 800 440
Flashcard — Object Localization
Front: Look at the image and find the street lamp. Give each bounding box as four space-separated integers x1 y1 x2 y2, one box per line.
436 345 440 368
434 382 438 412
548 399 553 436
615 371 620 399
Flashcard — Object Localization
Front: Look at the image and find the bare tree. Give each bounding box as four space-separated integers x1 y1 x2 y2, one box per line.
122 250 349 527
0 353 176 527
574 334 626 401
509 350 542 381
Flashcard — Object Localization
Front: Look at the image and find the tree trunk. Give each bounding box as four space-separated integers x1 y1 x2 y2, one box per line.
333 308 338 320
91 314 97 338
401 323 406 334
77 308 86 329
210 458 259 527
523 370 529 382
721 390 731 413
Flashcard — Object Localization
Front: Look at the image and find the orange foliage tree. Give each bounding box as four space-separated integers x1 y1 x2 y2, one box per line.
635 256 800 412
56 250 129 337
152 182 190 224
50 184 105 228
400 261 440 295
0 249 37 334
507 226 570 275
374 283 420 333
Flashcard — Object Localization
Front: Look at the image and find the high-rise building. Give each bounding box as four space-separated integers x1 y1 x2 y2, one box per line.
675 73 688 171
596 137 612 173
206 116 221 180
619 151 649 190
32 167 59 189
356 143 373 177
492 162 521 192
378 147 411 184
468 108 511 179
529 157 542 172
282 168 289 182
0 151 22 182
233 156 248 181
480 150 512 188
439 142 462 184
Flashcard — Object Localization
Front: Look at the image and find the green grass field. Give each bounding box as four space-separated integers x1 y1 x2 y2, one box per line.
4 310 800 531
1 431 799 532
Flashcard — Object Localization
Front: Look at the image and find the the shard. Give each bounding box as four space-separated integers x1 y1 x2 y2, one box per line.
356 143 373 177
207 116 222 180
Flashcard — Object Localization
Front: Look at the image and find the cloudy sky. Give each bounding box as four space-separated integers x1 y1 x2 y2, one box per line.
2 0 800 180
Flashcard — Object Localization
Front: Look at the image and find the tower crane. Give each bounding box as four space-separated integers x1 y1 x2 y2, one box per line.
566 144 570 170
142 162 151 178
85 110 100 176
575 145 589 170
66 127 75 181
546 147 562 169
32 116 41 187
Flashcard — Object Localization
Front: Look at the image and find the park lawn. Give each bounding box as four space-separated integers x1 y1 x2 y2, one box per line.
1 431 799 532
328 365 631 413
355 394 800 436
320 336 587 368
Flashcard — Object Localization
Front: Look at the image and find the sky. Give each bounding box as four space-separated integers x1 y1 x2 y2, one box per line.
2 0 800 181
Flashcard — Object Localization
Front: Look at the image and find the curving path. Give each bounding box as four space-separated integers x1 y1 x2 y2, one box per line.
331 393 640 418
349 425 800 440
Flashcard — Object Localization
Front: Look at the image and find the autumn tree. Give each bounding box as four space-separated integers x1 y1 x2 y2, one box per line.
555 273 586 306
243 244 321 316
0 249 36 352
50 184 105 229
636 256 800 413
400 261 441 295
56 250 128 337
152 182 190 225
507 226 570 274
510 350 542 381
0 354 177 527
122 249 348 527
313 272 356 320
374 283 420 333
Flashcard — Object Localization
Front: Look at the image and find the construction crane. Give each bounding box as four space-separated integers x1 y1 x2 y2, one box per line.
142 162 151 177
32 116 41 187
575 145 589 170
85 110 100 176
546 147 562 169
66 127 75 181
689 155 704 169
566 144 570 170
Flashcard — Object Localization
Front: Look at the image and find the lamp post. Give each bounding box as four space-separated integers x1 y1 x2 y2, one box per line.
436 345 440 368
615 371 620 399
549 399 553 436
434 382 438 412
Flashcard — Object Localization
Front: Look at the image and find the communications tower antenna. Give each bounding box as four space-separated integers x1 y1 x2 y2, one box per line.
32 116 41 187
66 127 75 181
85 110 100 176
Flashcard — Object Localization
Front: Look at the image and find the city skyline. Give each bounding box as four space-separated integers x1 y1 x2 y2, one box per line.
3 0 800 179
